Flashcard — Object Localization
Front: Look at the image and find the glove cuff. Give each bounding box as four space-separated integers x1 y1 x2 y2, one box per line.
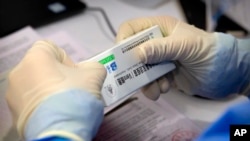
24 89 104 141
38 131 84 141
209 33 250 97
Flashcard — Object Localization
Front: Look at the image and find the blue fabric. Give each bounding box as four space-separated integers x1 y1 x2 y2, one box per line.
193 35 250 141
195 100 250 141
26 89 104 141
33 136 71 141
237 38 250 95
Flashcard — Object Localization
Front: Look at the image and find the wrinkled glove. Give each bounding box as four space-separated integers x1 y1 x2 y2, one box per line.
116 16 250 100
5 41 106 141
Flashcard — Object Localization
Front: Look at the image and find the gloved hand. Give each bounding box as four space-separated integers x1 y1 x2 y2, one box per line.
116 16 250 100
6 41 106 141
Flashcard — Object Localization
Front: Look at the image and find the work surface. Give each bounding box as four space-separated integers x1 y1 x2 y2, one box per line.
36 0 248 130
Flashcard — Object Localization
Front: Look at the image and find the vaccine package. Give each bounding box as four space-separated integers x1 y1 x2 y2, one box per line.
88 25 175 106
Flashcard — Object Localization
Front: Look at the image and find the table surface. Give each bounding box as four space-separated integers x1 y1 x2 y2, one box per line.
36 0 248 130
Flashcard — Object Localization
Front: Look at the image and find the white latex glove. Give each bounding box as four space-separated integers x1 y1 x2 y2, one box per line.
116 16 250 100
5 41 106 140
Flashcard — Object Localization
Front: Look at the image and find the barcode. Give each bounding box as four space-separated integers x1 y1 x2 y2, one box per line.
133 64 157 77
117 73 133 85
121 35 150 54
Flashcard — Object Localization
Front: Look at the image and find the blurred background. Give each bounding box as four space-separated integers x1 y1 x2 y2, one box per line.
1 0 249 38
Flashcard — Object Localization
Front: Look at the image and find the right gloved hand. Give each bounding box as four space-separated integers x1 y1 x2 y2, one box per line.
116 16 250 100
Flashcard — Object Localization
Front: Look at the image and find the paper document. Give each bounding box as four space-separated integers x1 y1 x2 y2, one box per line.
0 26 41 74
95 92 201 141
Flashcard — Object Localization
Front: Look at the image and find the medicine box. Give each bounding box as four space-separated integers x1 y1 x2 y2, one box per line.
87 25 175 106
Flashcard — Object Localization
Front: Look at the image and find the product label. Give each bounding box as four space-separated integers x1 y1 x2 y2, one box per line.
88 25 175 106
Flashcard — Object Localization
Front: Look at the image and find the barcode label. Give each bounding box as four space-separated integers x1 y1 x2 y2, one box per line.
133 64 156 77
116 73 133 86
121 34 151 54
116 64 158 86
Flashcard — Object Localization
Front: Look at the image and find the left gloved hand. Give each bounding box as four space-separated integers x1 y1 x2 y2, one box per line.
6 40 106 140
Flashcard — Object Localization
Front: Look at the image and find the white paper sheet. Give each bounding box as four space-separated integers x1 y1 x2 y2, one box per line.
0 26 41 74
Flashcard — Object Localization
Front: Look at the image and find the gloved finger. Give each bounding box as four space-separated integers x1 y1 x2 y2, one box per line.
141 76 171 100
76 62 107 99
141 81 161 100
157 76 171 94
26 40 75 67
115 16 179 43
137 36 195 64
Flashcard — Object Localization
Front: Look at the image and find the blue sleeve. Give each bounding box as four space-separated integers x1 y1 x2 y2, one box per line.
25 89 104 141
195 99 250 141
33 136 71 141
236 38 250 95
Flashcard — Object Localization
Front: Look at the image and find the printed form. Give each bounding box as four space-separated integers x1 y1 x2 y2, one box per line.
95 92 200 141
0 27 200 141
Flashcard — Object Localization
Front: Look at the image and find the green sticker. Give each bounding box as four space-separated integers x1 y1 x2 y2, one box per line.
99 54 115 64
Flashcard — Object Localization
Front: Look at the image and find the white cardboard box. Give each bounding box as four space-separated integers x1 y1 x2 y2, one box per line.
88 25 175 106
